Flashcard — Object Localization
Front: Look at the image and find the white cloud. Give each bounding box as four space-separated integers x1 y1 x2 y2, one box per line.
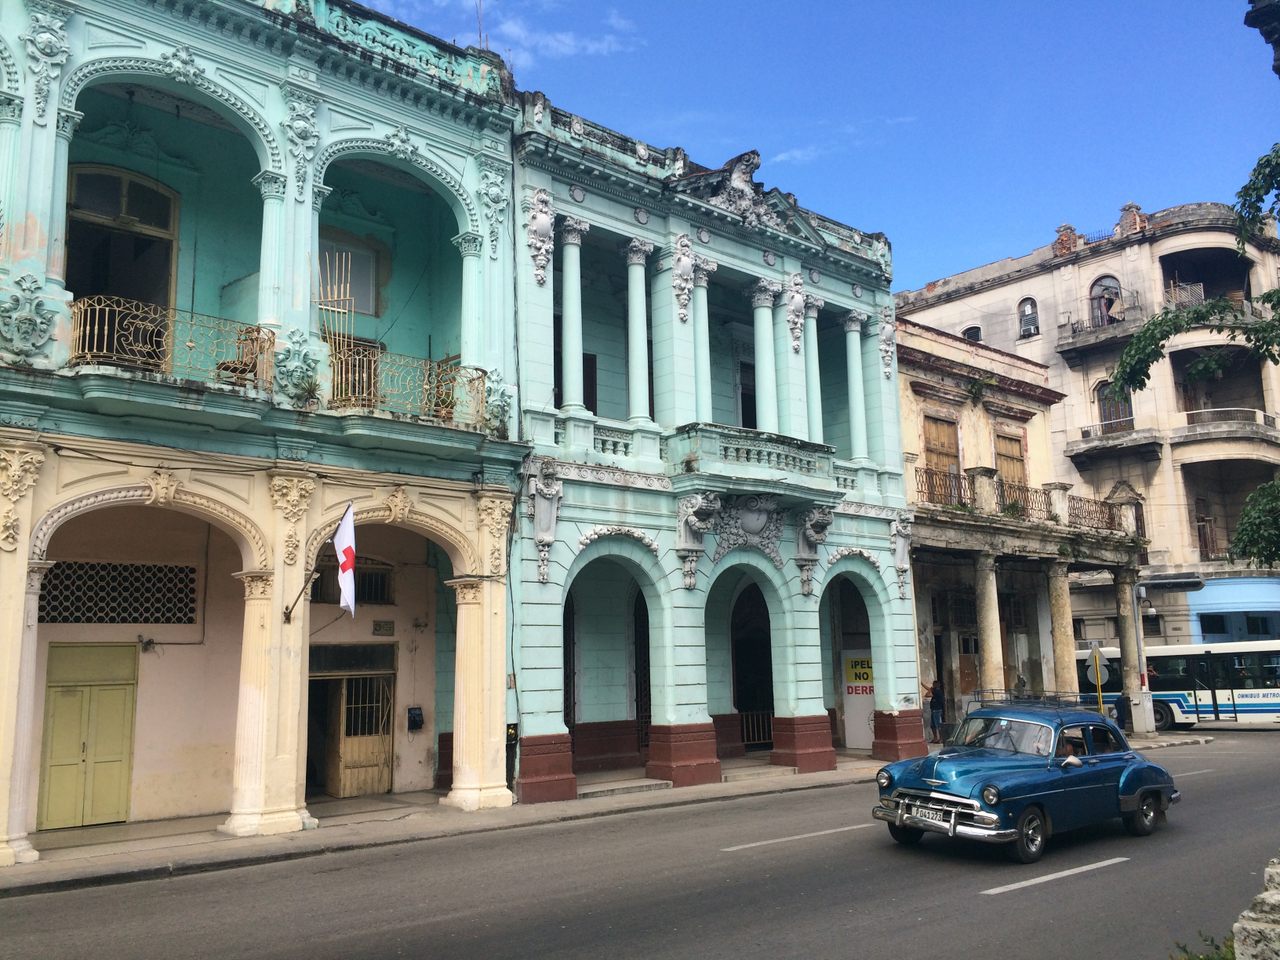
770 146 823 165
490 9 639 71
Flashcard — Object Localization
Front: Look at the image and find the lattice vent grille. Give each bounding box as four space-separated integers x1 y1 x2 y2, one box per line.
39 562 198 624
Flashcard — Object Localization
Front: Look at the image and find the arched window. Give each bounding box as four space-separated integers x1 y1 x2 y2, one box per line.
1017 297 1039 337
1095 381 1133 434
1089 275 1122 327
961 325 982 342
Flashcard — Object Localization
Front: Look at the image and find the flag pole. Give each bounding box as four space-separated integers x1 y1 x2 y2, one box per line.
282 519 343 624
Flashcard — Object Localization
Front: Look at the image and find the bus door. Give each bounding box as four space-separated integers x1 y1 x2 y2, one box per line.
1192 656 1236 721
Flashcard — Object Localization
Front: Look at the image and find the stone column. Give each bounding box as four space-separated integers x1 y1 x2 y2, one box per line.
1043 482 1073 524
454 232 484 368
253 171 287 331
844 311 869 460
1047 560 1078 694
772 274 809 439
559 217 589 412
692 257 716 422
45 110 81 284
221 571 306 837
750 279 780 434
441 576 513 811
1112 566 1152 733
0 444 46 867
966 466 999 514
624 238 654 422
0 94 22 266
804 295 824 443
975 551 1005 695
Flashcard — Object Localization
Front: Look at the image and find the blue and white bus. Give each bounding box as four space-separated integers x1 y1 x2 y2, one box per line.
1076 640 1280 731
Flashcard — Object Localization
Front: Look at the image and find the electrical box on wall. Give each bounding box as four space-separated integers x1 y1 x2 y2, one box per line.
407 706 424 731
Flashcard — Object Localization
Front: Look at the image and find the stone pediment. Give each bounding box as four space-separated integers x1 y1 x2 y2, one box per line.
674 150 821 241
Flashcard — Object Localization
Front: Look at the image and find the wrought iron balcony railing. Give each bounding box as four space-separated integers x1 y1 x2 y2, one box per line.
69 296 274 393
915 467 972 507
1080 417 1136 439
1184 407 1277 428
1068 494 1121 532
995 479 1053 522
325 337 488 430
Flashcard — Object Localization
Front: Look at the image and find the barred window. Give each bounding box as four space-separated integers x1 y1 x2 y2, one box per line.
311 554 394 605
39 561 197 624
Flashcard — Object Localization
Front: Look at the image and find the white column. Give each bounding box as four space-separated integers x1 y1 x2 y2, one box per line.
559 217 589 412
454 231 484 367
976 551 1005 695
624 238 654 422
441 576 513 811
45 111 80 284
844 312 869 460
692 257 717 422
804 294 824 443
750 279 780 434
253 172 287 330
1048 560 1078 694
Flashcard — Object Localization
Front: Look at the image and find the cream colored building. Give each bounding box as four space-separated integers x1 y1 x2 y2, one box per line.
897 203 1280 656
895 320 1142 724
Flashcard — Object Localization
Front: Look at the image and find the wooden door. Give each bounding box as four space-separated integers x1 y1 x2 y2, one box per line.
332 675 393 798
39 683 135 829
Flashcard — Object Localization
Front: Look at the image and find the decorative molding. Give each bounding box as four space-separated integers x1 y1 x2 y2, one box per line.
384 486 414 524
282 96 319 201
253 169 287 200
274 329 320 408
269 475 314 567
676 491 720 589
762 250 776 267
0 274 57 363
544 460 672 491
0 37 19 95
670 234 694 322
890 514 912 599
30 483 271 569
578 525 660 557
143 469 180 505
633 207 649 225
794 505 833 596
826 546 882 571
0 447 44 518
696 227 711 244
625 237 654 267
304 500 478 577
313 135 478 232
568 184 585 203
446 577 482 604
452 231 484 257
561 215 589 246
159 45 204 85
525 188 554 286
0 508 18 552
781 273 806 353
476 496 511 575
833 500 901 520
879 304 897 379
54 107 81 141
237 571 273 600
20 10 69 125
477 157 510 260
711 494 784 569
60 56 283 173
707 150 783 229
528 460 563 583
693 255 717 288
750 278 781 310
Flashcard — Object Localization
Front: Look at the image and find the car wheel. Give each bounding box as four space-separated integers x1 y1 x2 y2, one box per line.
1123 792 1159 837
1009 807 1047 864
1152 702 1173 732
888 824 924 845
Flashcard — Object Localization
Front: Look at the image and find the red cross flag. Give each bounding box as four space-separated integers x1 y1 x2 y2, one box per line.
334 503 357 617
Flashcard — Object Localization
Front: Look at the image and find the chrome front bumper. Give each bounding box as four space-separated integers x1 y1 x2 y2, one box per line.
872 799 1018 844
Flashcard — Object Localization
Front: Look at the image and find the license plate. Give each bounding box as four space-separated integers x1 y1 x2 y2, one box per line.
914 806 948 823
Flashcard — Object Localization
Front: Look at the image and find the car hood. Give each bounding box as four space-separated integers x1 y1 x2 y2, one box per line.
890 748 1046 797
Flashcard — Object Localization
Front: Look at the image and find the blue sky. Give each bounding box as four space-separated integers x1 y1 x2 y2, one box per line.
362 1 1279 292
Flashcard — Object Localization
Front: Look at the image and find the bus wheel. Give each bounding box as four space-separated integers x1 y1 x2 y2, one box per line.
1152 702 1173 731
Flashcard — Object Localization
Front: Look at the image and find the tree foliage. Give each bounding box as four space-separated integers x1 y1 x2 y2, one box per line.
1230 479 1280 568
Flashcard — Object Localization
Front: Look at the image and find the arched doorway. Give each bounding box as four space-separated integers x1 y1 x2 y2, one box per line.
562 558 652 772
32 506 246 829
304 525 456 800
731 583 773 751
819 576 873 750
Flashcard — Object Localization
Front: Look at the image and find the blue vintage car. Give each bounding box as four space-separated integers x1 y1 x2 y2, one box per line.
871 704 1180 863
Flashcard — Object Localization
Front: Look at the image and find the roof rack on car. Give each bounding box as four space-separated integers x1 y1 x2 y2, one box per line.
964 689 1109 713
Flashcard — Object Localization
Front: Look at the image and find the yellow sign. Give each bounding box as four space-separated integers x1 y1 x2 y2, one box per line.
844 656 874 695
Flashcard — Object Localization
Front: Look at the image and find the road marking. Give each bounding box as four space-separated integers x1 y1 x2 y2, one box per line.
981 857 1129 895
721 824 874 852
1173 769 1213 777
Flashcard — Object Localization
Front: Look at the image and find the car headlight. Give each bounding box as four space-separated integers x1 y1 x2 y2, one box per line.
876 769 892 789
981 785 1000 806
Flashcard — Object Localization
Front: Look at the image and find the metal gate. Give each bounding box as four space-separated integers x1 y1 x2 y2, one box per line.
326 674 394 798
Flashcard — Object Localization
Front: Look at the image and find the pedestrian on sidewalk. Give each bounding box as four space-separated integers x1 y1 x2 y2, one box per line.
924 679 945 743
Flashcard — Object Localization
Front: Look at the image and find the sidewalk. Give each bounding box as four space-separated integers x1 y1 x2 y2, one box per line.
0 733 1212 899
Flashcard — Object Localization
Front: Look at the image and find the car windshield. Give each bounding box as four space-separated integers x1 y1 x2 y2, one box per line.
951 716 1053 756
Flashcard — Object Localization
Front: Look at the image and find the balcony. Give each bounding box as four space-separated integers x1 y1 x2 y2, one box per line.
912 467 1128 536
996 479 1054 522
70 296 274 394
325 339 489 432
1068 494 1122 532
1057 290 1144 367
1169 407 1280 453
916 467 973 508
663 423 840 502
1197 520 1232 562
1065 419 1164 469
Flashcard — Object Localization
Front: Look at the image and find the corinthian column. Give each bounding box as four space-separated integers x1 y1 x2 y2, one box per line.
804 294 824 443
559 217 589 412
750 279 780 434
625 238 654 422
692 257 717 422
844 311 869 461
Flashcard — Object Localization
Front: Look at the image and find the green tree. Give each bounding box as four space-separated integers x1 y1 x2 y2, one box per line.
1108 160 1280 568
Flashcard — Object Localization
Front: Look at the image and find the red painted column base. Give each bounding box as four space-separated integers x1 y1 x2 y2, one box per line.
645 723 722 787
872 709 928 761
711 713 745 759
770 714 837 773
516 733 578 803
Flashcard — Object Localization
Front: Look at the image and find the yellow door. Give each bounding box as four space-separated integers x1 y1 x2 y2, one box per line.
39 645 136 830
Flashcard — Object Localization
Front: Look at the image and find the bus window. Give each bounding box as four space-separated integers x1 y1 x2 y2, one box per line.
1228 654 1264 689
1264 654 1280 688
1147 655 1191 692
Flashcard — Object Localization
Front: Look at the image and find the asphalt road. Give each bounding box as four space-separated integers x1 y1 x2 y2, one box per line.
3 729 1276 960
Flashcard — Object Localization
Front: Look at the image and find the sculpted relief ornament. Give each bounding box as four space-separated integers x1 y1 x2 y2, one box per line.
676 491 721 589
712 494 784 569
274 329 320 408
528 460 563 583
782 274 806 353
282 97 320 201
476 496 511 575
270 475 315 566
879 304 897 380
708 150 783 230
890 514 912 599
525 189 555 286
670 234 694 323
794 506 833 596
20 9 69 125
0 446 45 552
0 274 57 364
478 159 510 260
160 45 205 85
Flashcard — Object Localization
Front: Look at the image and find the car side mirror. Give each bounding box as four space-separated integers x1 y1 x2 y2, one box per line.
1062 755 1083 768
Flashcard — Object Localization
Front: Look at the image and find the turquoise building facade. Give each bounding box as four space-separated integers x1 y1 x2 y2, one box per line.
0 0 919 864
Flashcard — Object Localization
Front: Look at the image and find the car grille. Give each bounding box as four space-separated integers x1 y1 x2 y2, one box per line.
889 788 996 829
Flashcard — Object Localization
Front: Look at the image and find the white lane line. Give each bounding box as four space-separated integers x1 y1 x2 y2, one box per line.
981 857 1129 895
721 824 874 852
1173 769 1214 777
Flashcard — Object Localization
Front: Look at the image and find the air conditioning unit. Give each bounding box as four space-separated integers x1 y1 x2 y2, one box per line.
1020 317 1040 337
